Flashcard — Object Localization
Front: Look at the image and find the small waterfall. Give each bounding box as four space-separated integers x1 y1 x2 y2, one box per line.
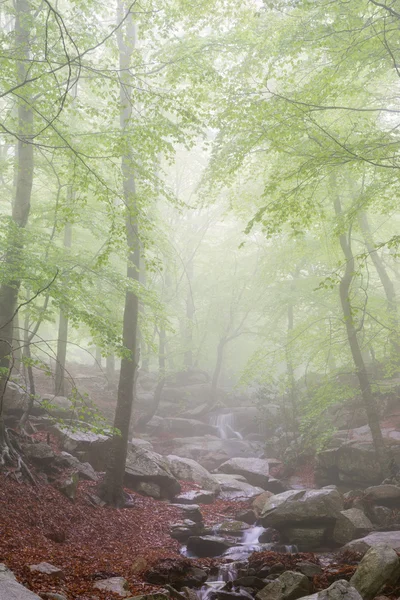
197 564 250 600
210 412 243 440
242 526 264 545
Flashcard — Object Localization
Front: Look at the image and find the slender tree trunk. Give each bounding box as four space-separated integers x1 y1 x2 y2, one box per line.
210 337 226 405
0 0 33 404
95 346 102 368
55 220 72 396
184 258 195 369
359 211 400 364
334 195 389 478
99 2 139 506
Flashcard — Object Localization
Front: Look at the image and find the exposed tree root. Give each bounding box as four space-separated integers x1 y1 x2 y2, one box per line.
0 419 37 485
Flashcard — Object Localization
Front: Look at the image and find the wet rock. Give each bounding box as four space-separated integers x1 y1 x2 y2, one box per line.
256 571 311 600
342 490 364 508
55 452 99 481
131 438 154 451
333 508 373 545
170 520 204 542
186 535 235 557
181 587 200 600
260 488 343 528
364 484 400 505
171 504 203 523
300 579 362 600
344 531 400 554
350 543 400 600
295 562 322 578
166 455 220 493
258 528 281 543
145 559 207 589
174 490 215 505
169 436 259 472
29 563 64 578
217 457 281 489
58 472 79 501
284 527 327 550
369 505 393 527
214 521 250 536
233 576 266 590
22 442 55 463
235 509 257 525
266 478 289 494
93 576 130 596
253 491 274 517
125 446 181 500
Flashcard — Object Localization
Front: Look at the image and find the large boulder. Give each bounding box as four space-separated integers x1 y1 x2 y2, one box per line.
144 558 207 589
333 509 373 545
186 535 235 558
256 571 311 600
350 543 400 600
214 474 264 499
345 531 400 554
166 455 220 493
2 382 29 414
260 488 343 528
299 580 362 600
217 457 281 489
53 425 112 471
125 446 181 499
93 577 130 597
0 563 42 599
364 484 400 505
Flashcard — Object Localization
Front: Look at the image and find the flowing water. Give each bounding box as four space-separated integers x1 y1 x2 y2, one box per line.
210 412 243 440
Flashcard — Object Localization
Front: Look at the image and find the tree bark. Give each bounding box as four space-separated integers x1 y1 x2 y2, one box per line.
55 220 72 396
334 196 389 478
98 1 139 507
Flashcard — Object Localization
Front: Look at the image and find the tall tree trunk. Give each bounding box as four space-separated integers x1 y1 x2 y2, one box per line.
99 1 139 506
54 220 72 396
210 336 226 405
0 0 33 415
359 211 400 364
184 258 195 369
334 195 389 478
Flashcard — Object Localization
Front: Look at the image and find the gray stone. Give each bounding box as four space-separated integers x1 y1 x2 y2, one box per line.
59 472 79 501
337 442 382 485
364 484 400 504
369 505 393 526
2 382 29 414
169 436 262 471
260 488 343 528
166 455 220 493
214 521 250 535
170 520 204 542
56 452 98 481
350 543 400 600
345 531 400 554
125 446 180 500
22 442 55 462
29 562 63 578
256 571 311 600
253 491 275 516
136 482 161 498
171 504 203 523
299 579 362 600
174 490 215 504
256 579 283 600
295 562 322 578
215 475 264 499
218 457 280 488
284 526 327 549
186 535 235 557
94 576 130 596
0 564 42 600
160 418 217 437
131 438 153 451
333 508 373 545
53 425 112 471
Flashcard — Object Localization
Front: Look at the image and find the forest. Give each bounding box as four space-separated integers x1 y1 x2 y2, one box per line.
2 0 400 599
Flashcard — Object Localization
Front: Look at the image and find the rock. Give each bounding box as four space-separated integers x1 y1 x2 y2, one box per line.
22 442 55 463
364 484 400 504
59 472 79 501
125 446 181 500
171 504 203 523
295 562 322 578
29 563 63 579
369 505 393 526
55 452 98 481
333 508 373 545
160 418 218 437
253 491 274 517
136 482 162 499
260 488 343 528
145 559 207 589
215 475 264 499
0 563 42 599
170 520 204 542
233 577 266 590
235 509 257 525
266 478 289 494
41 593 68 600
345 531 400 554
93 577 130 596
130 557 148 575
53 425 112 471
174 490 215 505
168 436 261 471
217 592 254 600
214 521 249 536
126 595 169 600
284 526 328 550
166 456 220 493
342 490 364 507
299 579 362 600
256 571 311 600
2 382 30 414
181 587 200 600
213 474 248 483
186 535 235 557
218 457 280 488
337 442 381 485
259 527 281 543
350 543 400 600
131 438 153 451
